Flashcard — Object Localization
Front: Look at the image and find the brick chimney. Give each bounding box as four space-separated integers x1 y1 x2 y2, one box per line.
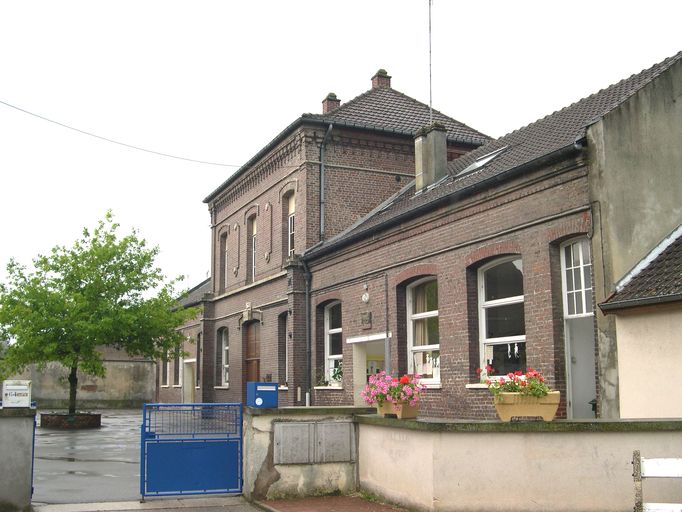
322 93 341 114
371 69 391 89
414 123 447 193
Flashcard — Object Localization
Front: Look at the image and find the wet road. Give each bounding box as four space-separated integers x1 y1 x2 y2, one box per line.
33 409 142 504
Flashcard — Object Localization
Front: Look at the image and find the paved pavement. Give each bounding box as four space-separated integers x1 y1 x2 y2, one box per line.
33 409 142 504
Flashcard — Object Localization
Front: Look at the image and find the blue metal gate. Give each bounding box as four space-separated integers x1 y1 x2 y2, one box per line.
140 403 242 498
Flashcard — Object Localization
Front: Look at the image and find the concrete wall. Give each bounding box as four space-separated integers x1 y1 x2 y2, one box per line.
615 303 682 419
19 357 155 409
358 417 682 512
242 406 372 501
0 408 35 511
588 58 682 418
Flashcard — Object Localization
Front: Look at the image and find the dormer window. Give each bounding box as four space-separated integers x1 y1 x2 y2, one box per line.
459 146 508 176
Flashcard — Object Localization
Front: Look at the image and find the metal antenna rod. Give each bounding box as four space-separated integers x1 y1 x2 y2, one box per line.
429 0 433 124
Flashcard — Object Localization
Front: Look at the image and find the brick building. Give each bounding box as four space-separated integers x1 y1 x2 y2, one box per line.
166 52 682 420
303 52 682 419
162 70 489 406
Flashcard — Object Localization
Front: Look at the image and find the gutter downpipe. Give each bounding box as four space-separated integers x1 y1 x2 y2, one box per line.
301 258 313 406
320 123 334 240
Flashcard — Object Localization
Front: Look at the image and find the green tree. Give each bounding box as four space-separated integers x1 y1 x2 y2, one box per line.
0 213 197 414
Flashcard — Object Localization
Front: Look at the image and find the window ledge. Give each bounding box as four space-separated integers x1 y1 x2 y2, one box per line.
214 385 230 390
314 386 343 390
278 386 288 391
465 383 489 389
423 383 442 390
172 385 182 388
161 385 170 388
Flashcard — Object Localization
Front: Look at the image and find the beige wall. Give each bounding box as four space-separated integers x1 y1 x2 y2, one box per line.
616 303 682 419
359 422 682 512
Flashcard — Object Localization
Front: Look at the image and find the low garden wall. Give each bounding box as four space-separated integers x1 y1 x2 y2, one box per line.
357 416 682 512
242 406 373 501
0 407 36 511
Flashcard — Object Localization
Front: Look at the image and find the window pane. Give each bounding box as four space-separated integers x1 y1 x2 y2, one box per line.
413 350 440 380
575 291 584 315
413 280 438 313
223 366 229 385
565 269 574 292
485 259 523 301
330 332 342 356
581 239 591 264
567 292 575 316
486 302 525 338
573 268 582 291
413 316 439 346
564 246 572 268
329 303 342 330
484 342 526 375
583 266 592 290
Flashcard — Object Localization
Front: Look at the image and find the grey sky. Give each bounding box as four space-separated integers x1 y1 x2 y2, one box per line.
1 0 679 289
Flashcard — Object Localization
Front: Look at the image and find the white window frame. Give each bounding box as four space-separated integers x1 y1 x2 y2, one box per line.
195 333 201 389
478 256 525 372
560 238 594 318
172 351 183 388
324 301 343 384
288 212 295 256
407 277 440 385
220 329 229 387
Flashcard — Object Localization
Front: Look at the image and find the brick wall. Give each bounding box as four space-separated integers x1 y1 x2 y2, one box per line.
307 158 595 419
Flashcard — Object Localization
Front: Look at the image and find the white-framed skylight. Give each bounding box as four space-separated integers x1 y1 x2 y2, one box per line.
459 146 508 175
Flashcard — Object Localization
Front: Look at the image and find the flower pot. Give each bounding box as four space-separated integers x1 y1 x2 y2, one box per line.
493 391 560 422
376 401 419 419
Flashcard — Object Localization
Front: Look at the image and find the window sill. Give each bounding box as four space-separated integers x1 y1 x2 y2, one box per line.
161 385 170 388
465 383 488 389
214 385 230 390
278 386 288 391
314 386 343 390
423 383 442 390
172 385 182 388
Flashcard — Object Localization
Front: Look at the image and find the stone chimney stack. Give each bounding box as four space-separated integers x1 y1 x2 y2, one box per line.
371 69 392 89
322 93 341 114
414 123 448 193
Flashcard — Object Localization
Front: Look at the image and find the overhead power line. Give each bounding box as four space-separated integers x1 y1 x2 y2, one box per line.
0 98 241 168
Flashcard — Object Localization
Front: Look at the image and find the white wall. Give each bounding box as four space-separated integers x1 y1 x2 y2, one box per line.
359 421 682 512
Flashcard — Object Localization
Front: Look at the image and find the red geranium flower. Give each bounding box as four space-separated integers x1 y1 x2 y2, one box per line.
400 375 410 384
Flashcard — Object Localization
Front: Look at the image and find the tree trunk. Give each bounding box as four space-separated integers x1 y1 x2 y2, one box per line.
67 365 78 415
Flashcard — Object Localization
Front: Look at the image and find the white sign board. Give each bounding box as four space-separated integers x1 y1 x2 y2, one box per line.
2 380 31 408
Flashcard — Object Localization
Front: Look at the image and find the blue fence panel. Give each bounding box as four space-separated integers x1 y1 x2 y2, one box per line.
140 403 242 498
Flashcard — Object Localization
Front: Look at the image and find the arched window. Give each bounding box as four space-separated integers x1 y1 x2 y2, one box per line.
324 301 343 384
219 232 228 292
247 216 257 283
286 193 295 257
407 278 440 383
216 329 229 387
478 257 525 374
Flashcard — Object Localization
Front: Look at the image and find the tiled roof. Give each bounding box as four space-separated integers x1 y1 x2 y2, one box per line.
304 86 490 146
178 278 211 308
307 51 682 256
204 82 489 203
601 226 682 311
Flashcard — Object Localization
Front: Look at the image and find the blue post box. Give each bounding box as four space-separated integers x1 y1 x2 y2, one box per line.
246 382 279 408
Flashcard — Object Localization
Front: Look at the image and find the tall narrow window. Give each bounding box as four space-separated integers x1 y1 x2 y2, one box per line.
278 312 288 386
216 329 229 387
219 232 228 292
161 353 169 386
173 348 181 386
561 238 597 419
324 302 343 384
407 278 440 383
478 257 525 374
287 194 295 257
196 333 201 387
561 239 593 317
247 216 257 283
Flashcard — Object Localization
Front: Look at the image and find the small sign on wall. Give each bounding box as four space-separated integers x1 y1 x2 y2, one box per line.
2 380 31 408
361 312 372 329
